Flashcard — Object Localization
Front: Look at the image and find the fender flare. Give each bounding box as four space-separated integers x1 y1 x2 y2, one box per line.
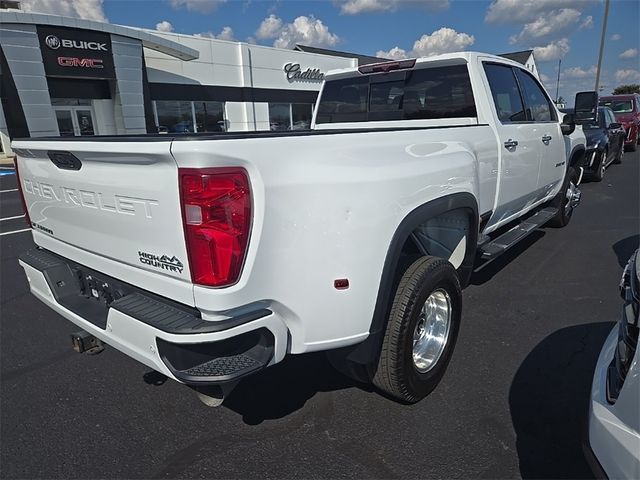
567 145 587 170
337 192 479 373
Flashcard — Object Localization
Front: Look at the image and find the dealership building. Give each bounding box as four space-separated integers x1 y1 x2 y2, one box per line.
0 8 368 154
0 7 539 156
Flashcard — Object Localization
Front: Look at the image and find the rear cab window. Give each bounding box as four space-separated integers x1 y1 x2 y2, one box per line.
315 64 477 124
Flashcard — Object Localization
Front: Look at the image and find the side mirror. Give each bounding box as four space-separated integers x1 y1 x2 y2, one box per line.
574 91 599 122
561 113 576 135
609 122 622 129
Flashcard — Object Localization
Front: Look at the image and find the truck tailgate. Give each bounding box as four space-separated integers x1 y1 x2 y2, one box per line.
13 140 193 304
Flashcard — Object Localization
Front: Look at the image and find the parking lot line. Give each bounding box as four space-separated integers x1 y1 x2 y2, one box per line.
0 228 31 236
1 214 25 222
0 189 18 193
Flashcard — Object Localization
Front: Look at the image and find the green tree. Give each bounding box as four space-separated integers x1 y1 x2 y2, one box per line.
612 84 640 95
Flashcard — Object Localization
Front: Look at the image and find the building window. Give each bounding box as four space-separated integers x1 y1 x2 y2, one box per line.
51 98 91 106
292 103 313 130
153 100 225 134
269 103 313 130
268 103 291 131
194 101 225 132
154 101 194 134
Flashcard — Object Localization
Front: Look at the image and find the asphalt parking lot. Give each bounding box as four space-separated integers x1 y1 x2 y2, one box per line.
1 153 639 479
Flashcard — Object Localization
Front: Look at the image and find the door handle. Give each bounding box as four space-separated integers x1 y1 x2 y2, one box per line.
542 135 552 144
504 139 518 149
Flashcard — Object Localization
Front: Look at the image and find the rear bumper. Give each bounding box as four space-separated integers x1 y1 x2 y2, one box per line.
19 248 289 385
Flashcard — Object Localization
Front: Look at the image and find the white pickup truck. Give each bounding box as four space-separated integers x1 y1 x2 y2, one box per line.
14 52 588 405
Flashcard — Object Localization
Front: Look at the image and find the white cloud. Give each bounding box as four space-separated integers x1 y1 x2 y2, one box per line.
615 69 640 83
485 0 592 24
562 65 596 78
533 38 570 62
169 0 226 14
619 48 638 60
155 20 174 33
255 15 340 49
411 27 475 57
579 15 593 29
376 27 474 60
509 8 581 44
195 26 236 40
19 0 107 22
376 47 408 60
611 33 622 41
255 14 283 39
540 73 551 83
337 0 450 15
215 26 235 41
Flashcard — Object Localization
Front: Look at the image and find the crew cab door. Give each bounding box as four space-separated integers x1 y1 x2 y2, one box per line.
603 108 625 162
482 62 541 228
513 68 564 199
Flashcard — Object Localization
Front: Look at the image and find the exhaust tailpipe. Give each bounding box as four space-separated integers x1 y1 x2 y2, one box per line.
192 382 239 407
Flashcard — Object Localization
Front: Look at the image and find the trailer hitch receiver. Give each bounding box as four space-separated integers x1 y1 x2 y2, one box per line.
71 330 105 354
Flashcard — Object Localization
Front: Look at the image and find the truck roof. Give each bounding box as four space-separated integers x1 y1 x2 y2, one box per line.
600 94 638 101
323 51 525 80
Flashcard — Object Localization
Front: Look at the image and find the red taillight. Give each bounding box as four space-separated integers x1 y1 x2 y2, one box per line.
179 168 252 287
13 156 31 227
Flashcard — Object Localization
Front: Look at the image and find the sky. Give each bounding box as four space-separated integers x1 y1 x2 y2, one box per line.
18 0 640 104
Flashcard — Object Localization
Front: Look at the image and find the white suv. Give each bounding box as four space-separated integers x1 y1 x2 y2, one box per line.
587 249 640 478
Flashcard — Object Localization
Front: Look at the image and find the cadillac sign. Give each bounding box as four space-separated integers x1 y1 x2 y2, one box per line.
284 63 324 82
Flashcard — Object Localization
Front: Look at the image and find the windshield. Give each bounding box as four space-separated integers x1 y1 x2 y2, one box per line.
599 100 633 113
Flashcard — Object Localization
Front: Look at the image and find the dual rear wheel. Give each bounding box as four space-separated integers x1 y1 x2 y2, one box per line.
372 256 462 403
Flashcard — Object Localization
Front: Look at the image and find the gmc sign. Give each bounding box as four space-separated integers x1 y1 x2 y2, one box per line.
38 26 115 79
57 57 104 69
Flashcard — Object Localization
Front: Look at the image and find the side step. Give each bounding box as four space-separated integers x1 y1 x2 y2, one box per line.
478 207 558 261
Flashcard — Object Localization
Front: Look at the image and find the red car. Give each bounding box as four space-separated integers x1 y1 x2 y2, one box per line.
599 94 640 151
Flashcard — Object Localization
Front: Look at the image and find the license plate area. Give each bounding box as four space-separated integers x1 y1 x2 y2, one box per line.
76 270 126 307
43 263 130 330
20 247 200 331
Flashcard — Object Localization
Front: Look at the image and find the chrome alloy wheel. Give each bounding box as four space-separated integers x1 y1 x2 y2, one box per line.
412 288 452 373
565 179 581 215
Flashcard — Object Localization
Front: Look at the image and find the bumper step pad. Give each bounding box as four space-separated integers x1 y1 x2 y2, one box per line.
157 329 274 384
182 354 262 377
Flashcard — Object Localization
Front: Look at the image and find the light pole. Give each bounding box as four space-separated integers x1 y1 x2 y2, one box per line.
555 58 561 103
595 0 610 91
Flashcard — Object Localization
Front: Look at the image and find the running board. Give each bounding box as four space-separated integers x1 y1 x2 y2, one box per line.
477 207 558 263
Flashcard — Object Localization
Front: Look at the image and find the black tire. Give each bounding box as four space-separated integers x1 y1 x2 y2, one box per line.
548 166 579 228
625 137 636 153
373 256 461 403
613 145 624 164
592 150 606 181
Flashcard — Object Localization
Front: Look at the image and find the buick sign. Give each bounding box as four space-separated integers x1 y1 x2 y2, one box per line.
45 35 61 50
44 34 107 52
